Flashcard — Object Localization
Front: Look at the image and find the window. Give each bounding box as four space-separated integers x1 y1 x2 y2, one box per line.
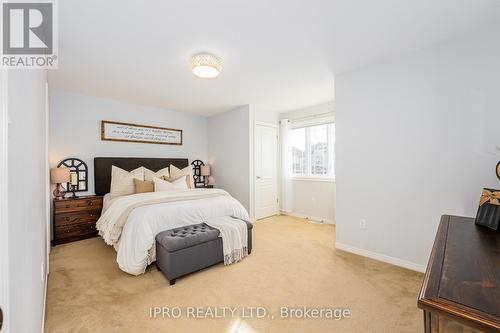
290 128 306 175
290 123 334 179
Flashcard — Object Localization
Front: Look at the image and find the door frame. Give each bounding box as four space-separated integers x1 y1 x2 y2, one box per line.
0 70 9 332
253 121 279 220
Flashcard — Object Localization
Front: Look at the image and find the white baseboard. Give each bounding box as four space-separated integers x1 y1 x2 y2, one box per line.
335 242 426 273
281 210 335 224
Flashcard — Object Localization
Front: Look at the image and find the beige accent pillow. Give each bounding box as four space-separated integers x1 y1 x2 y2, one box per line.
169 165 193 188
160 175 190 189
143 167 170 181
110 166 144 198
134 179 154 194
153 177 188 192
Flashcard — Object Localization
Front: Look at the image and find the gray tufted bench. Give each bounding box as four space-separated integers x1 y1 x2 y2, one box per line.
155 220 253 285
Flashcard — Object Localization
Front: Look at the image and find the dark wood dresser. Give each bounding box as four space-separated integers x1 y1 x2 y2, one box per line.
52 195 103 245
418 215 500 333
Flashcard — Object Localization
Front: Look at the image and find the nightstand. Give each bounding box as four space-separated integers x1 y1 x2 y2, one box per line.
52 195 103 245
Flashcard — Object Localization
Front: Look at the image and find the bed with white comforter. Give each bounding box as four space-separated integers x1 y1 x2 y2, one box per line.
96 189 249 275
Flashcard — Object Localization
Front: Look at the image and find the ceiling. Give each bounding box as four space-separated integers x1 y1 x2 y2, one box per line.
49 0 500 115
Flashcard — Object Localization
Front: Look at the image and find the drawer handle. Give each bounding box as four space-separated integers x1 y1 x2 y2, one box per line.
88 201 93 206
65 217 70 221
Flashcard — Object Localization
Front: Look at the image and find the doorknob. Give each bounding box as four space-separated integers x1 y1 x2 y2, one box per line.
256 176 261 179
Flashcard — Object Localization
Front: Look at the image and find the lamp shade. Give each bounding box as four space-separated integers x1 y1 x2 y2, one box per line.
200 165 211 176
50 167 70 184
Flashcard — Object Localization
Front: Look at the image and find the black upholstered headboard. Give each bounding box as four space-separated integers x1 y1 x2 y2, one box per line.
94 157 189 195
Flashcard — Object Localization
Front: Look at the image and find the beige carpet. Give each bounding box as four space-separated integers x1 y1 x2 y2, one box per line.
45 215 423 333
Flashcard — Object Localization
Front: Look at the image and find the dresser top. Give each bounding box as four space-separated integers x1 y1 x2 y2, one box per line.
55 195 102 201
418 215 500 331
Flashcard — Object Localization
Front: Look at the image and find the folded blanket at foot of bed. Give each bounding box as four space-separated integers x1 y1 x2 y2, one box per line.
155 218 253 285
204 216 249 265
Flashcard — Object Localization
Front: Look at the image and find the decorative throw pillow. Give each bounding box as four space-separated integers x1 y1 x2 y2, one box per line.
134 179 154 194
169 165 193 188
153 177 188 192
143 167 170 181
110 166 144 198
160 175 191 188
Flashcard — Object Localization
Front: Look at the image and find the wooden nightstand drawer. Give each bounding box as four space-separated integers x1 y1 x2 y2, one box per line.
55 223 97 239
52 195 103 245
54 210 101 227
54 197 102 213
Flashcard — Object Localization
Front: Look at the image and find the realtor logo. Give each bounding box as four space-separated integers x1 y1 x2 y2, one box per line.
1 0 58 68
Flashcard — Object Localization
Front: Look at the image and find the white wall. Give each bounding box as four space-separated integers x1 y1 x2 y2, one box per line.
208 105 251 212
207 106 280 219
280 101 334 120
49 89 209 195
285 180 335 223
250 107 280 125
8 70 48 333
279 102 336 223
335 25 500 271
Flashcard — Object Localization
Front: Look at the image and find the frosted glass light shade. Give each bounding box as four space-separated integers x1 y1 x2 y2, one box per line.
190 53 221 78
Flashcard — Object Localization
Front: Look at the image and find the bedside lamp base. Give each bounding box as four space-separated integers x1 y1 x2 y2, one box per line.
53 183 66 200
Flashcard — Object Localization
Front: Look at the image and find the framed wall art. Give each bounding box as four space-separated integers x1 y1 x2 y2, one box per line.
101 120 183 145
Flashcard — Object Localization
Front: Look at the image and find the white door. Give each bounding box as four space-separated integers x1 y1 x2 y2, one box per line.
255 123 278 220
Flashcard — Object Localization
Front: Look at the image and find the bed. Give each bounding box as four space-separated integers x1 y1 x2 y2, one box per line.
93 157 250 275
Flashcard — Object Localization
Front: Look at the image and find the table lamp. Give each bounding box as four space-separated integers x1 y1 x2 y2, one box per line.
201 165 211 187
50 167 70 199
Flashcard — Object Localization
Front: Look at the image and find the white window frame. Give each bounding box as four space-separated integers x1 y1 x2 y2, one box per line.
290 122 335 181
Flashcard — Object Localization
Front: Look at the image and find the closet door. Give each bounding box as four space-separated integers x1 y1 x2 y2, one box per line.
255 123 278 220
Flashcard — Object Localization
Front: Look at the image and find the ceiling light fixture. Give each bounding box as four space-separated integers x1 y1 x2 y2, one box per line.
190 53 222 79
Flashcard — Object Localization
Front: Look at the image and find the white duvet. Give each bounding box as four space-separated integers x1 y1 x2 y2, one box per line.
96 189 250 275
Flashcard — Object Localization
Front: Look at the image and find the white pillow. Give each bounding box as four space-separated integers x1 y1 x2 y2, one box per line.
110 166 144 198
153 177 188 192
143 167 170 181
169 164 193 188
